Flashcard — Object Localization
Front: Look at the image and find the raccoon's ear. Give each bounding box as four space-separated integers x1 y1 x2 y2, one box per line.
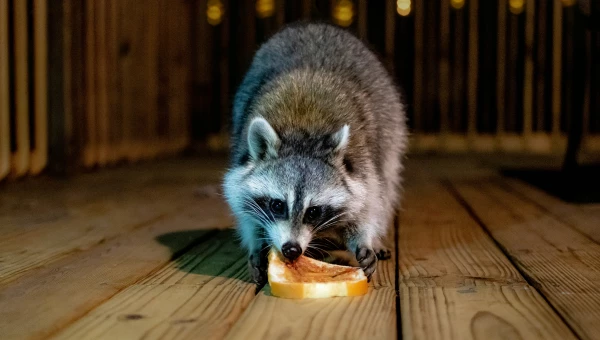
247 117 280 161
330 125 350 154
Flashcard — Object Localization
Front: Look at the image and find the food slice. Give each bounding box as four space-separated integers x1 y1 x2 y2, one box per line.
267 250 368 299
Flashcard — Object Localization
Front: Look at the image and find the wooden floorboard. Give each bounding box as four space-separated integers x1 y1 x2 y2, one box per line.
398 176 575 340
0 159 226 286
53 230 255 340
2 156 594 339
503 178 600 244
452 179 600 340
0 198 232 340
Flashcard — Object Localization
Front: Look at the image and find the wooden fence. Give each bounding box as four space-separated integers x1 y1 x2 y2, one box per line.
194 0 600 160
1 0 599 181
1 0 193 180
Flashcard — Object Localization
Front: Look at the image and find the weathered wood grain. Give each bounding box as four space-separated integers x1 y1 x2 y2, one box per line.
0 200 232 340
453 180 600 340
53 230 255 340
504 178 600 244
0 159 228 285
399 179 575 340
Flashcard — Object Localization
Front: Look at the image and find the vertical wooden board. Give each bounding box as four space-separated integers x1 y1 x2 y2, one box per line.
413 0 423 132
145 0 159 157
398 179 575 340
106 0 122 163
523 0 535 141
452 180 600 340
0 0 9 179
451 5 466 132
117 0 134 161
496 0 506 137
53 230 256 340
225 257 397 340
466 0 478 138
439 0 450 135
534 0 548 132
0 203 230 340
11 0 31 177
95 0 108 166
552 0 562 143
30 0 48 175
83 0 97 167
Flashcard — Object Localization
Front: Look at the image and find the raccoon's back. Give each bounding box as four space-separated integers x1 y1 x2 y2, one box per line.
231 23 406 167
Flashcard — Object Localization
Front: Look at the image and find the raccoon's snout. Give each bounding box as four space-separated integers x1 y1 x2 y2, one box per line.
282 242 302 261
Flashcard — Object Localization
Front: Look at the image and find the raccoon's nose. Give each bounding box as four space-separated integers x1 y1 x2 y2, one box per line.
282 242 302 261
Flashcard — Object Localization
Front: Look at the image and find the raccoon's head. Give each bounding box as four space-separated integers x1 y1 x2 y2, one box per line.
224 117 366 261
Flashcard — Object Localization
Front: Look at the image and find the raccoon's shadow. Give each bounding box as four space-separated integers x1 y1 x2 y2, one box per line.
155 229 253 284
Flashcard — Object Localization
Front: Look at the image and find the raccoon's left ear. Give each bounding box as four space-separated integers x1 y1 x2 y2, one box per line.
330 125 350 154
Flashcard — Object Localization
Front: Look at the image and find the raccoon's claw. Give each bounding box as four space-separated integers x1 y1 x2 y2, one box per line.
356 247 377 280
376 248 392 260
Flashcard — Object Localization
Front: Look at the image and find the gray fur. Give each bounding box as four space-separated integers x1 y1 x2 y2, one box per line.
223 22 408 283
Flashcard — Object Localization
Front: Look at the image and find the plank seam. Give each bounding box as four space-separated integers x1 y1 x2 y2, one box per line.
499 178 600 247
442 179 581 340
42 228 220 339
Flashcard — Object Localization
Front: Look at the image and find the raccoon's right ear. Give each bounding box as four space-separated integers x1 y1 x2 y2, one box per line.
247 117 280 161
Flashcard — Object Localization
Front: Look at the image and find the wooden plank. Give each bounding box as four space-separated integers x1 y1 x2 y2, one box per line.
0 0 9 179
504 178 600 244
467 0 478 138
399 176 575 340
95 0 109 166
413 0 423 132
11 0 30 177
0 158 230 285
452 180 600 340
29 0 48 175
552 0 563 148
523 0 534 141
145 0 159 158
0 202 231 340
83 0 97 168
54 230 256 340
106 0 121 163
439 0 450 134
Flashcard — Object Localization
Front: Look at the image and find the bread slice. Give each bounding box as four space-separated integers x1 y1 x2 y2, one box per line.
267 250 368 299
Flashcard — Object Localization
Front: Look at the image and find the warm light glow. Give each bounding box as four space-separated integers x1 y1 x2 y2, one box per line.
333 0 354 27
256 0 275 19
450 0 465 10
561 0 576 6
509 0 525 14
207 0 224 26
396 0 411 16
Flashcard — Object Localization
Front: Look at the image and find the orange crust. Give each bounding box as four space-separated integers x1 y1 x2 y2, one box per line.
267 250 369 299
270 280 369 299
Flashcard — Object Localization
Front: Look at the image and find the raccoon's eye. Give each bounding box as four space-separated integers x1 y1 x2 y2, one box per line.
304 206 323 223
270 199 285 216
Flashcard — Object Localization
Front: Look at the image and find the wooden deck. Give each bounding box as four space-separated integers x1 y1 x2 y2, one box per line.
1 156 599 340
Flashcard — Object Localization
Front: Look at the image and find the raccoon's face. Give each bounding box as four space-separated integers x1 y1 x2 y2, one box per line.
224 117 365 261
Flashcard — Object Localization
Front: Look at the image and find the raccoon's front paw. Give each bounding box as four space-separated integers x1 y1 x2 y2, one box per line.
248 251 268 286
375 247 392 260
356 247 377 280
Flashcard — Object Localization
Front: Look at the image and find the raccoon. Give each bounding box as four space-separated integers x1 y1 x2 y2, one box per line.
223 22 408 285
